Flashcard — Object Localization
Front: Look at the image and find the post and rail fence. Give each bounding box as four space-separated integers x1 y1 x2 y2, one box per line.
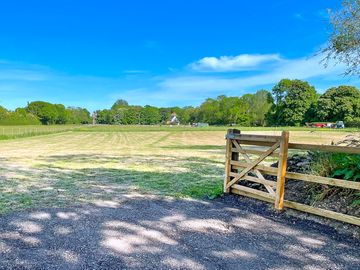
224 129 360 226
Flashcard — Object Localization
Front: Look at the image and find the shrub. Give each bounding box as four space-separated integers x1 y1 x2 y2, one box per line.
311 152 360 205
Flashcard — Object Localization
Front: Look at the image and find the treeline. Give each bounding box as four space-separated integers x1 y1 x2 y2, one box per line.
1 79 360 127
95 79 360 127
0 101 91 125
94 90 272 126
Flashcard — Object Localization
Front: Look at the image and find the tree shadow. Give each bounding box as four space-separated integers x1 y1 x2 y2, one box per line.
0 154 225 213
0 195 359 270
1 153 360 269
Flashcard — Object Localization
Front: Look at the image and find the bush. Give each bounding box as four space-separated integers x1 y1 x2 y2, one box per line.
0 108 41 125
311 152 360 205
345 117 360 128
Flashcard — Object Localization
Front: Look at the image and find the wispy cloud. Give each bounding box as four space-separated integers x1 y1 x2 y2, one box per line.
190 54 282 72
163 54 347 93
123 70 148 74
1 52 359 110
0 61 51 81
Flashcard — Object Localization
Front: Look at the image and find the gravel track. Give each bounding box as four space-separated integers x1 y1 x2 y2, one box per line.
0 194 359 270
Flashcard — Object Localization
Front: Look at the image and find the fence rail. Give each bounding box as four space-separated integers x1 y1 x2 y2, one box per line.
224 129 360 226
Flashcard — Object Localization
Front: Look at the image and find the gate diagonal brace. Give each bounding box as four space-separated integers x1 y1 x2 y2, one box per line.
226 140 281 190
232 140 275 195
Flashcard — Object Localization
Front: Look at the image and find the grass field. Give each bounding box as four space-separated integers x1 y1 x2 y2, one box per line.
0 125 80 140
0 124 358 140
0 126 358 214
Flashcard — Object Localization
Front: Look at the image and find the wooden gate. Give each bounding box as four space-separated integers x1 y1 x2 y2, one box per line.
224 129 289 210
224 129 360 226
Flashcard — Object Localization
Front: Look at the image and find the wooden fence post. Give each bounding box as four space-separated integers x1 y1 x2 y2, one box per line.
275 131 289 210
224 129 240 193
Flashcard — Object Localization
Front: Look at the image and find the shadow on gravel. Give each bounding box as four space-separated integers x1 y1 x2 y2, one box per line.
0 195 359 270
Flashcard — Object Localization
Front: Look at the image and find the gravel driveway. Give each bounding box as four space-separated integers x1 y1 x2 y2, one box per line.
0 194 359 270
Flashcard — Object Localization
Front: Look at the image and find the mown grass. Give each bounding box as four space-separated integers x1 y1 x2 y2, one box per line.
0 124 358 141
0 128 357 214
0 131 226 213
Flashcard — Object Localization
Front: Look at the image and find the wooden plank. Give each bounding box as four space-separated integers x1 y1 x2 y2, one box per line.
231 189 360 226
231 161 278 174
232 184 275 198
231 148 279 157
229 173 277 187
237 134 281 143
275 131 289 210
224 130 233 193
231 187 274 203
285 171 360 191
232 140 276 195
235 140 277 147
231 160 360 191
231 184 275 202
227 133 280 141
226 141 281 189
283 200 360 227
288 143 360 154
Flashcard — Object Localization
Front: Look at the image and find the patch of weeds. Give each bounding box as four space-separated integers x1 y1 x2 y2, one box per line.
19 194 33 206
310 152 360 206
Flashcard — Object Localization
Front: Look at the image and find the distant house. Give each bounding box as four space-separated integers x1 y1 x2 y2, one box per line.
169 112 180 125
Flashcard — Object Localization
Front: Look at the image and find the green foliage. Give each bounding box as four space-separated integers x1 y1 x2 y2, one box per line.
1 79 360 127
311 152 360 206
26 101 90 125
196 90 273 126
268 79 318 126
67 107 91 124
140 105 161 125
316 86 360 122
352 192 360 206
331 154 360 181
312 152 360 182
96 109 113 124
111 99 129 110
323 0 360 76
27 101 59 125
0 106 41 125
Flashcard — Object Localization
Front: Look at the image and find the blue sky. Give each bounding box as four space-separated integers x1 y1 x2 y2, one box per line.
0 0 359 112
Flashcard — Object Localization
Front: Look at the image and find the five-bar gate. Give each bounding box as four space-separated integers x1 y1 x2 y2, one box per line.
224 129 360 226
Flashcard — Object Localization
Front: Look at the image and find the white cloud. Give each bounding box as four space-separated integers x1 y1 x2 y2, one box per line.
1 52 359 111
190 54 282 72
162 54 350 93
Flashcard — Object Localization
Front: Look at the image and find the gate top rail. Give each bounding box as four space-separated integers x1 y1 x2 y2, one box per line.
226 131 360 154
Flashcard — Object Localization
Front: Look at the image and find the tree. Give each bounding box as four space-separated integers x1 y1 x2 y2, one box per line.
96 109 113 124
67 107 91 124
111 99 129 110
54 104 68 124
243 90 273 126
316 85 360 122
123 106 142 124
268 79 318 126
140 105 161 125
198 98 221 124
26 101 59 125
323 0 360 76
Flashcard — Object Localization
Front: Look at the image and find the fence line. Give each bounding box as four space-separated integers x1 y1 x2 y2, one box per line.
224 129 360 226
